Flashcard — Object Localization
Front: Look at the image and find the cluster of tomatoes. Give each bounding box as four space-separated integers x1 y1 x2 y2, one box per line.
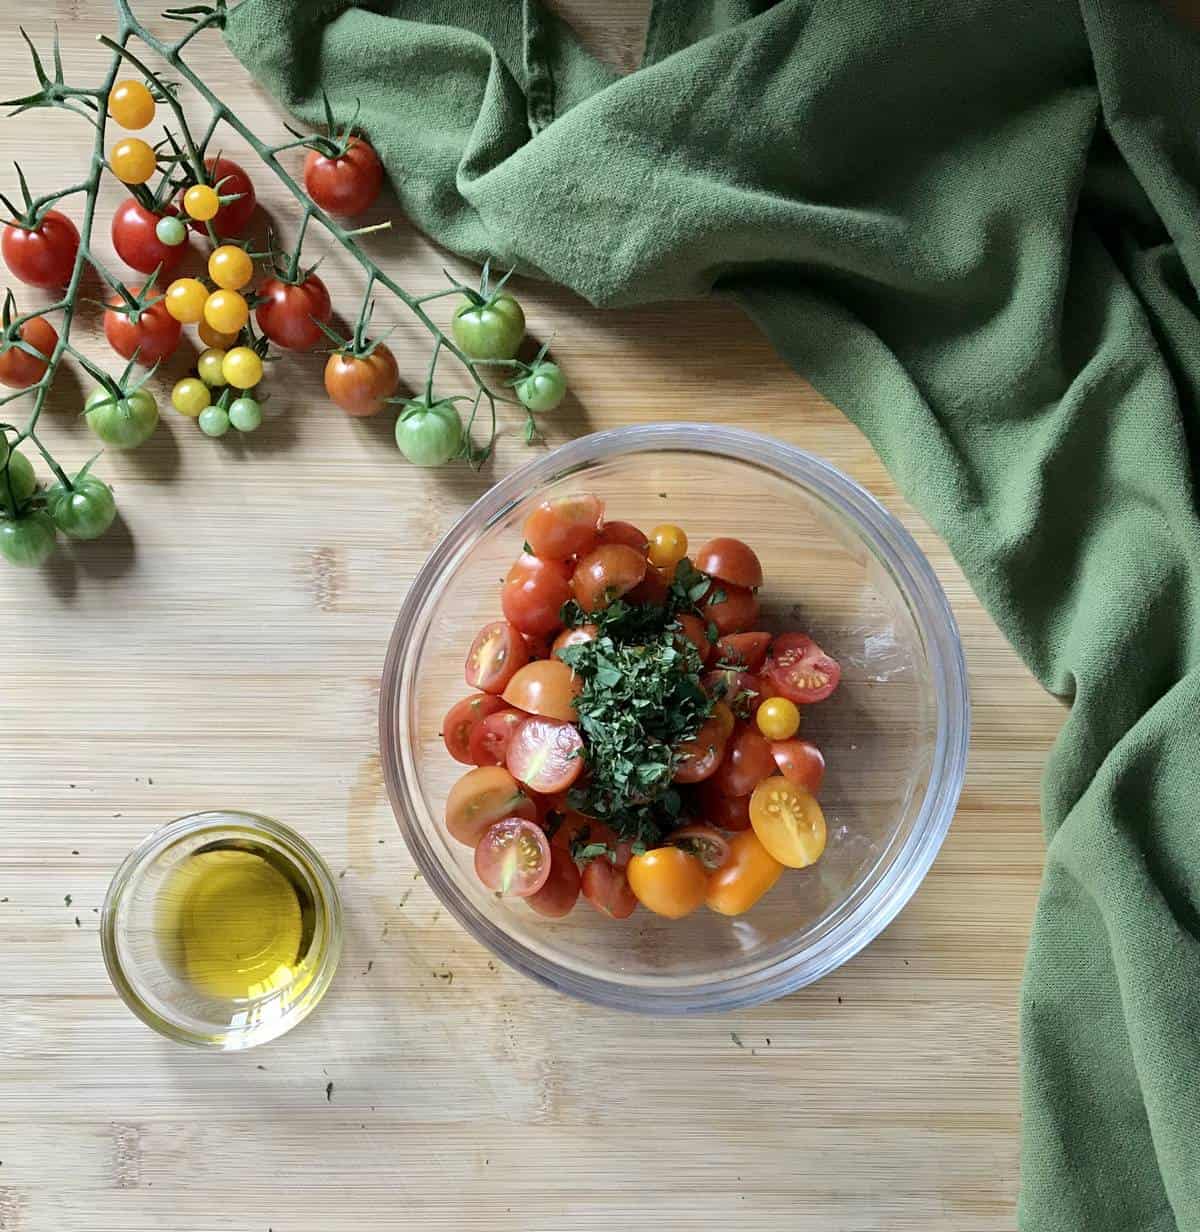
438 494 842 922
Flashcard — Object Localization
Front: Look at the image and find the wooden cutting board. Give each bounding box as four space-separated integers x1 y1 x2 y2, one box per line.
0 4 1061 1229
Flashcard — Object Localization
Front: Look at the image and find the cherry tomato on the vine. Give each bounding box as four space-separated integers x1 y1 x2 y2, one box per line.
196 348 227 387
208 244 254 291
0 448 36 514
164 277 208 324
222 346 263 391
0 314 57 389
303 137 385 216
186 157 257 236
394 396 463 467
228 397 262 433
451 292 525 360
84 385 158 449
155 215 187 247
514 361 566 413
109 138 157 185
112 199 187 277
104 287 182 364
523 494 603 561
107 80 155 130
254 274 332 352
2 210 79 289
183 184 219 222
501 552 573 636
198 318 239 350
46 473 116 541
198 406 230 438
171 377 211 418
0 511 55 568
324 345 399 417
203 289 249 335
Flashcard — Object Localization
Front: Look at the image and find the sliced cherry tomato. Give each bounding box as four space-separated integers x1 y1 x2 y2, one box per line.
104 286 182 363
749 776 827 867
255 273 332 351
304 136 385 216
0 314 57 389
581 857 638 919
673 714 728 784
596 520 648 552
625 564 670 606
2 210 79 289
764 632 842 704
715 632 771 672
111 199 187 276
474 818 551 897
667 823 730 871
694 778 752 830
771 738 826 793
572 544 647 612
467 708 525 767
464 620 528 695
675 613 714 665
522 494 603 560
626 847 707 918
188 156 257 236
502 659 580 720
694 537 763 590
506 716 584 793
502 552 573 636
713 723 776 797
444 765 536 845
552 624 598 654
702 668 766 718
442 693 508 764
705 830 784 916
700 583 760 635
527 844 582 917
523 631 554 659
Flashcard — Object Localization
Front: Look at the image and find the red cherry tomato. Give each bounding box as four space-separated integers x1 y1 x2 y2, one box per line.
572 544 647 612
506 716 585 794
764 633 842 704
254 273 332 352
0 314 58 389
111 199 187 276
552 623 598 655
673 714 728 784
188 157 256 236
474 818 551 897
596 520 648 552
771 738 826 793
715 632 771 672
523 631 554 659
694 537 763 590
304 137 385 216
694 778 752 830
2 210 79 288
550 814 617 852
702 669 766 717
522 494 603 560
713 723 776 797
527 844 582 917
464 620 528 695
324 344 400 417
442 693 508 764
675 613 714 665
103 285 182 363
580 857 638 919
626 564 671 606
501 552 573 636
444 765 537 845
467 707 525 767
700 583 760 635
501 659 580 721
667 823 731 871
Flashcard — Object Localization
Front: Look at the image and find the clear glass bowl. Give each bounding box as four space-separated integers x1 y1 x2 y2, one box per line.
380 425 969 1013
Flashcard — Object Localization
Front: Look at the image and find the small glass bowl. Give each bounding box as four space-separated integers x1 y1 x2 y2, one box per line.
101 811 342 1049
380 425 970 1014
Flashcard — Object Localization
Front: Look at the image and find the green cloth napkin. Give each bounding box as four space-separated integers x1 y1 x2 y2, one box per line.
225 1 1200 1226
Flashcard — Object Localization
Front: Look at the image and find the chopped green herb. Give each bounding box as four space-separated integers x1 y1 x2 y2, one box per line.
706 621 719 643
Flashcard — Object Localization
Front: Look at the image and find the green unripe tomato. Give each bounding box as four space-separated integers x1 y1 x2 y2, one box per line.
155 215 187 247
198 406 230 437
451 293 525 360
395 396 463 467
197 348 227 387
84 385 159 449
0 448 37 513
46 473 117 541
0 510 56 567
228 397 262 433
514 361 566 413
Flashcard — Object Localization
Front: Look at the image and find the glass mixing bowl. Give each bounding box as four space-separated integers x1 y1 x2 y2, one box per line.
380 425 969 1013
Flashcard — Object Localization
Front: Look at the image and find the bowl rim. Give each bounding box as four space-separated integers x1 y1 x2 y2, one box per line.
379 424 970 1014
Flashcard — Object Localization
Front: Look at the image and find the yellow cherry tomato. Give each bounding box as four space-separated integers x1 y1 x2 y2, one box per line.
756 696 800 741
183 183 220 222
198 318 239 350
164 278 208 325
222 346 263 390
107 80 155 130
203 289 248 334
705 830 784 916
749 776 827 868
196 348 227 387
647 523 688 570
625 847 707 919
109 138 157 185
171 377 212 418
208 244 253 291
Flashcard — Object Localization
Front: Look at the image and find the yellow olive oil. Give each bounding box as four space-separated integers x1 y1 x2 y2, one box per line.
155 839 317 1002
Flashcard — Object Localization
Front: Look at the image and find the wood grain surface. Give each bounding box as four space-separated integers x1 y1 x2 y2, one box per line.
0 3 1062 1230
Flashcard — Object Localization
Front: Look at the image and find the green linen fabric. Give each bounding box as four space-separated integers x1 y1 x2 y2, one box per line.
224 1 1200 1227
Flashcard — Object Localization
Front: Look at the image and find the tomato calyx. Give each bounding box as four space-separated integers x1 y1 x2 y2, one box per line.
0 158 70 232
99 276 166 327
283 90 367 161
0 290 54 369
444 255 517 312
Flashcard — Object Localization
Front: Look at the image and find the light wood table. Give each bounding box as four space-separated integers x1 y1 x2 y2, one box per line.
0 4 1062 1229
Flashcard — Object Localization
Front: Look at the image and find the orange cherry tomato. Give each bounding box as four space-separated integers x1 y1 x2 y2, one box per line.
694 537 763 590
464 620 529 694
502 658 580 720
0 314 57 389
749 775 827 867
522 494 603 560
673 713 728 784
713 723 776 797
667 823 730 871
705 830 783 915
596 520 648 552
647 523 688 570
324 344 400 417
442 693 508 764
552 623 598 654
626 847 707 919
444 765 537 845
506 716 585 794
701 583 760 635
763 632 842 704
715 631 771 672
571 544 647 612
502 552 573 636
675 612 713 665
755 696 801 741
771 738 826 793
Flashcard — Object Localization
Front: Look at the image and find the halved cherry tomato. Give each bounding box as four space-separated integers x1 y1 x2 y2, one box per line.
749 775 827 867
474 818 551 897
667 823 730 871
673 713 728 784
502 659 580 721
502 553 573 636
552 624 598 654
444 765 536 845
694 537 763 590
104 286 181 363
675 613 714 665
464 620 528 695
705 829 783 916
255 273 332 351
523 632 554 659
442 693 508 764
771 738 826 793
506 716 584 793
551 814 617 852
596 520 648 552
703 668 765 718
572 544 647 612
581 857 638 919
522 494 603 560
625 564 670 606
528 843 582 917
695 778 752 830
715 632 771 672
764 632 842 704
467 707 525 767
626 847 707 918
713 723 776 797
701 583 760 635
